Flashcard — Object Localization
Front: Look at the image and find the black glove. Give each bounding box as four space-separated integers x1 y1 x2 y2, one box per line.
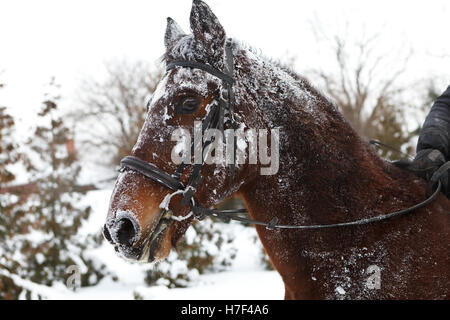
410 149 446 180
393 149 449 197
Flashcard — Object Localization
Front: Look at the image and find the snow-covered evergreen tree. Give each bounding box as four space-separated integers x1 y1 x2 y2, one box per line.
1 81 108 299
0 104 30 299
144 219 237 288
22 86 107 291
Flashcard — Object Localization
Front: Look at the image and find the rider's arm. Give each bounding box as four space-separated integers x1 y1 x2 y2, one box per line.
417 85 450 159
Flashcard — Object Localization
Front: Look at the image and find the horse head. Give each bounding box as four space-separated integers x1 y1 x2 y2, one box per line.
104 0 264 262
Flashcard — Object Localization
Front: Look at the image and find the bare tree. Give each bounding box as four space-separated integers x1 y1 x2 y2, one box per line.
71 59 163 169
308 23 420 160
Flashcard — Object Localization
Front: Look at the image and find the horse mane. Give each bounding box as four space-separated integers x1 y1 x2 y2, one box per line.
162 35 335 106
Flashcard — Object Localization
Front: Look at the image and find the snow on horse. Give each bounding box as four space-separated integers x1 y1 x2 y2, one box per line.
103 0 449 299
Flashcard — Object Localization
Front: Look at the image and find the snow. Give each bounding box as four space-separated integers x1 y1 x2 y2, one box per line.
149 75 168 110
135 270 282 300
0 267 75 300
35 253 45 265
82 189 284 300
335 286 346 295
14 188 284 300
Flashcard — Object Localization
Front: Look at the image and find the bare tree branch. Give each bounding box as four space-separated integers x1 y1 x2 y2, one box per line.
68 59 163 169
307 21 419 159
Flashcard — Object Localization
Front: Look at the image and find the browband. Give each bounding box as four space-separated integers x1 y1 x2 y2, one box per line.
166 60 235 85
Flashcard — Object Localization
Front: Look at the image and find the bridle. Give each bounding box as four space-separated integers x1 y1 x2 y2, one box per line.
121 41 243 222
119 40 446 231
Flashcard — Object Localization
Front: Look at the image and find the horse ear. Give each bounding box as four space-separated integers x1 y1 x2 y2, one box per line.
190 0 226 63
165 17 185 49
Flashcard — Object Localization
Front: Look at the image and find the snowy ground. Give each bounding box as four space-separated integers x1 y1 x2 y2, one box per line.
60 190 284 300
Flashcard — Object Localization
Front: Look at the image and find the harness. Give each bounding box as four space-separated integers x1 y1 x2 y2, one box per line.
119 41 446 231
121 42 242 222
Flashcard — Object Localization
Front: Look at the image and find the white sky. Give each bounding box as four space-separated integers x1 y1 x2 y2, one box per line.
1 0 449 130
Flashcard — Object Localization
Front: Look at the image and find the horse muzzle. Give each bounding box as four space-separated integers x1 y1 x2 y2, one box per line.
103 209 173 262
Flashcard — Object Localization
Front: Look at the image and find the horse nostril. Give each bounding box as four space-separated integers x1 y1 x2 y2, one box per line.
116 217 138 247
103 224 114 244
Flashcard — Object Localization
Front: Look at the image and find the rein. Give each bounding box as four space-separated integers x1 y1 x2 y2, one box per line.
120 41 447 231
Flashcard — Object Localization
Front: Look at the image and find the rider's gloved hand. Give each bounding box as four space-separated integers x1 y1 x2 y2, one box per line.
410 149 446 180
395 149 449 196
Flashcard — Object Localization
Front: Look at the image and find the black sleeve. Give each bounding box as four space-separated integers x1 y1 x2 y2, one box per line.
417 85 450 159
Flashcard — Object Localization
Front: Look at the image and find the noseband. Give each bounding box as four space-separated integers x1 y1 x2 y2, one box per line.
119 40 445 230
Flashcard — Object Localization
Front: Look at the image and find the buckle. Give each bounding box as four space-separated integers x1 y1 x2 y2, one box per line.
266 217 279 230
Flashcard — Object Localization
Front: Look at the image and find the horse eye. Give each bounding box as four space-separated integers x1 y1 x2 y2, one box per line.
177 97 201 114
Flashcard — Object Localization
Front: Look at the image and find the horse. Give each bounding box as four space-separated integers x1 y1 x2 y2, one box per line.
103 0 450 299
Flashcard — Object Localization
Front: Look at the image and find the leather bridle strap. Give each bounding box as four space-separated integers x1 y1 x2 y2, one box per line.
120 156 184 191
206 180 443 230
163 42 238 218
166 60 235 85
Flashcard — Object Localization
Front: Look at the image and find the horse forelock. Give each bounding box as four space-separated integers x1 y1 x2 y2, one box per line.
163 34 225 71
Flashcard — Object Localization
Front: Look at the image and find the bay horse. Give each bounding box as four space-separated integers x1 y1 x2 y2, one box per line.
104 0 450 299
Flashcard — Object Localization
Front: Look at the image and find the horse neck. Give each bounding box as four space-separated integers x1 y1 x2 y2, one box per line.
235 50 423 242
236 51 400 225
233 55 418 298
232 48 450 299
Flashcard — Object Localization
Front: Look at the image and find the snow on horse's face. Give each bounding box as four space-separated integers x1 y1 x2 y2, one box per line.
104 1 243 262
